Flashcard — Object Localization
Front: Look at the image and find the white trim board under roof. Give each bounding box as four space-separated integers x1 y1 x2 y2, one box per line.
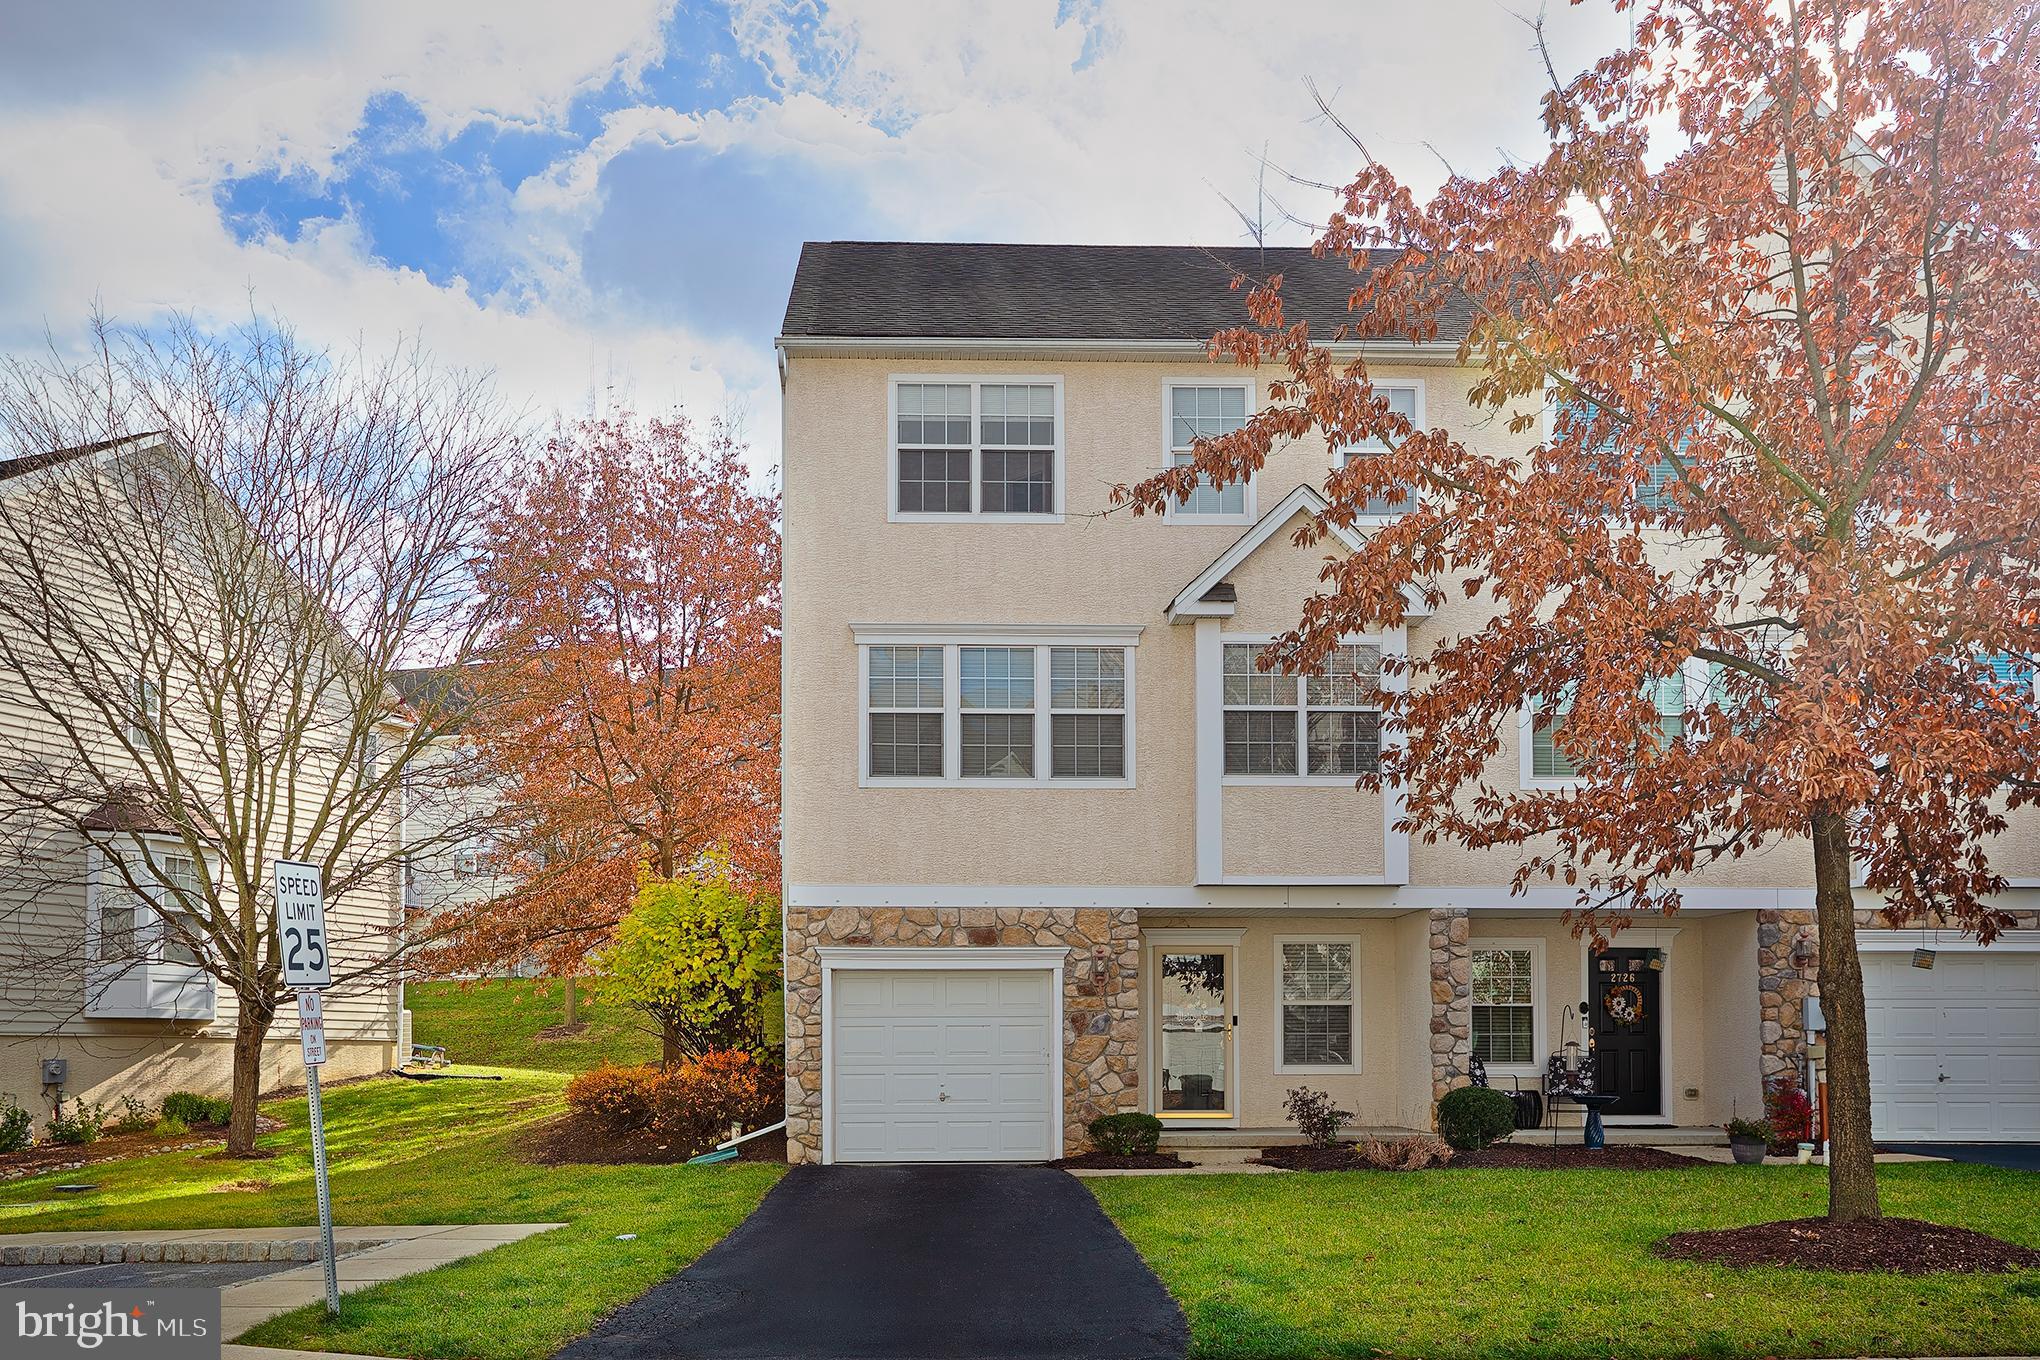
1165 484 1432 625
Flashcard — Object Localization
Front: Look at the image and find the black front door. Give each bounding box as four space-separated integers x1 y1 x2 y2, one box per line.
1591 950 1663 1117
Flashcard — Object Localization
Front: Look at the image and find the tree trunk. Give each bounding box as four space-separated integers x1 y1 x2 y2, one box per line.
225 992 276 1156
1810 808 1881 1223
661 1019 684 1070
563 975 579 1025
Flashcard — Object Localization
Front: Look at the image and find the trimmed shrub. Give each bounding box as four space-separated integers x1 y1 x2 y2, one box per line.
1284 1087 1354 1148
646 1051 778 1153
567 1053 780 1157
1436 1086 1516 1151
565 1063 661 1131
0 1094 32 1154
152 1115 191 1138
1087 1112 1163 1156
161 1091 232 1127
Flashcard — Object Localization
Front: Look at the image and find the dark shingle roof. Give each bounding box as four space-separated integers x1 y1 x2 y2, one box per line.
780 242 1474 344
0 435 152 482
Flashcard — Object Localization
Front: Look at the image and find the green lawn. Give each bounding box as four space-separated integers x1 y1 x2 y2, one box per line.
0 1069 779 1360
406 977 659 1072
1090 1164 2040 1359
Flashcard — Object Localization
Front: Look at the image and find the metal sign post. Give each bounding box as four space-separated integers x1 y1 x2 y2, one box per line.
275 859 338 1317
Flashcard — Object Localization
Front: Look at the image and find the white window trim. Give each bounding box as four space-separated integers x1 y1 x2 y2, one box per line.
1331 378 1426 527
1161 379 1257 526
86 838 210 971
1469 936 1546 1080
1273 934 1363 1075
1518 658 1712 791
1220 632 1387 786
888 374 1066 524
854 626 1140 789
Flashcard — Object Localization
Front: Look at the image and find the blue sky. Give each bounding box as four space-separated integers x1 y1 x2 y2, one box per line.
0 0 1628 470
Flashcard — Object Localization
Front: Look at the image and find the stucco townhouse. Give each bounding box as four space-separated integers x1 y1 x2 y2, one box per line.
774 241 2040 1165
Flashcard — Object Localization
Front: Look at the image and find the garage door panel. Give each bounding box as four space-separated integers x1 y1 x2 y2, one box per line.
829 965 1058 1162
1864 946 2039 1142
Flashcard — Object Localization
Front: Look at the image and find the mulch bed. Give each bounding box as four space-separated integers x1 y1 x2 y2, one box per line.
0 1115 283 1181
516 1112 787 1167
536 1022 590 1041
1656 1216 2040 1274
1047 1151 1191 1170
1254 1141 1715 1172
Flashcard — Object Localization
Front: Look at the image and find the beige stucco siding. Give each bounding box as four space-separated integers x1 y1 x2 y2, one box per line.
1221 786 1385 879
1139 913 1412 1128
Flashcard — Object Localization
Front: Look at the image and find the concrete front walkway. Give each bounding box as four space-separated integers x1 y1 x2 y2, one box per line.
0 1223 562 1340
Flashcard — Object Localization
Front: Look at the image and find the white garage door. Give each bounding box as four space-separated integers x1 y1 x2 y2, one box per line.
1864 949 2040 1141
829 968 1056 1162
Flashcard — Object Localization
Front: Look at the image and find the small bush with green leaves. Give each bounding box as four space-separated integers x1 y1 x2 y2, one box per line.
1436 1085 1516 1151
46 1098 109 1146
1723 1115 1772 1142
152 1115 191 1138
106 1094 154 1136
0 1094 32 1154
160 1091 232 1127
1087 1112 1163 1156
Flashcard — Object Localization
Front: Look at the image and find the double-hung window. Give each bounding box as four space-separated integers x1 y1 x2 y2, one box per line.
892 378 1062 519
861 633 1135 785
867 645 945 777
1165 383 1251 521
98 846 205 967
1552 393 1686 514
1982 651 2038 704
1470 944 1537 1066
1528 671 1693 785
1223 642 1382 778
1279 940 1356 1068
1334 382 1421 516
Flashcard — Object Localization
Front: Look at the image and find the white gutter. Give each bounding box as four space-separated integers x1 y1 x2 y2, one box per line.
773 335 1465 362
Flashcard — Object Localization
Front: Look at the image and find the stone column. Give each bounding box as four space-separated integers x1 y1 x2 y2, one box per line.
1756 907 1816 1080
1428 907 1472 1114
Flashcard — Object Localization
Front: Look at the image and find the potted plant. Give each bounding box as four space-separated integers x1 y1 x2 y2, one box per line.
1723 1116 1771 1164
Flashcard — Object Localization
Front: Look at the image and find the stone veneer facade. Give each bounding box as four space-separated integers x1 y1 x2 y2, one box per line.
1761 905 2040 1081
1428 908 1473 1101
782 906 1142 1162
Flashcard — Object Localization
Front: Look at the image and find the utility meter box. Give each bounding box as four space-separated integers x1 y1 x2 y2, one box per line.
1802 996 1826 1035
40 1057 67 1086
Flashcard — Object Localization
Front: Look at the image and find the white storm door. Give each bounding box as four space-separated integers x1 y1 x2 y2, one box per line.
1864 949 2040 1141
830 968 1056 1162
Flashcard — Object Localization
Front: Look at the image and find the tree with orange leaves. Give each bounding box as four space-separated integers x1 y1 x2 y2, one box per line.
1123 0 2040 1224
426 413 780 980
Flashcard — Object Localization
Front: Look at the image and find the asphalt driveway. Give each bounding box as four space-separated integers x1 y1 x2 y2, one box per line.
1882 1142 2040 1171
553 1164 1187 1360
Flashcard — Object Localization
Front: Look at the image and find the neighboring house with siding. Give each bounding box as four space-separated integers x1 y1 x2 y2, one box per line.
0 438 404 1112
775 241 2040 1164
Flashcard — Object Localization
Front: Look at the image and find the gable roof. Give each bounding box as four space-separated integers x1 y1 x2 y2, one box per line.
0 434 160 483
1166 483 1430 626
780 242 1476 345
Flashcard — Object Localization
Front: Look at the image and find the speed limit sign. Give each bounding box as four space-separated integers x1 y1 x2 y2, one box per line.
273 859 330 989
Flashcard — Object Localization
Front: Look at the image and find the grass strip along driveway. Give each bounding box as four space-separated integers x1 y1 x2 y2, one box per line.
0 1071 779 1360
1089 1163 2040 1359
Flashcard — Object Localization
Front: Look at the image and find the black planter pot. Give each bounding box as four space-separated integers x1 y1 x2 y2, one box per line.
1729 1135 1767 1165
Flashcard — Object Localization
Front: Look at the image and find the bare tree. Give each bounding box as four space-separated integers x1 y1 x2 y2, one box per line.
0 315 516 1154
